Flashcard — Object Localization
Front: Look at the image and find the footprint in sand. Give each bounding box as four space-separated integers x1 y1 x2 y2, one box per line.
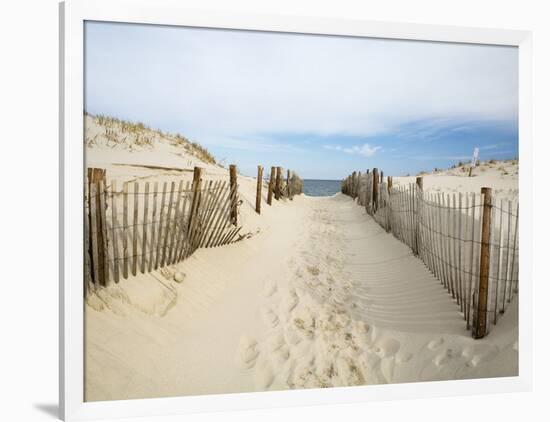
279 290 299 314
433 348 457 367
293 339 314 360
292 316 315 339
359 350 386 383
396 351 413 364
266 331 285 352
428 337 445 351
289 359 315 388
272 345 290 365
461 344 483 360
263 280 278 298
262 308 280 328
329 296 345 307
351 322 372 347
462 344 499 367
235 335 259 369
380 355 397 382
306 279 321 288
254 360 275 389
284 326 303 346
377 338 401 358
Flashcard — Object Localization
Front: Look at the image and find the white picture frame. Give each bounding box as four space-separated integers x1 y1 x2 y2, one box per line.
60 0 533 420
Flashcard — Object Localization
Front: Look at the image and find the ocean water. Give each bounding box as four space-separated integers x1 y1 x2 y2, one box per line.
302 179 342 197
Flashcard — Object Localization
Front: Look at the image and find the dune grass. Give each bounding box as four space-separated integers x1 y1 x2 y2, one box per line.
85 111 217 165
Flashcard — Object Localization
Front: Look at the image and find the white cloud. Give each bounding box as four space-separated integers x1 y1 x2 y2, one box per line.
86 23 519 144
344 144 382 157
324 143 381 157
479 143 509 151
323 145 343 151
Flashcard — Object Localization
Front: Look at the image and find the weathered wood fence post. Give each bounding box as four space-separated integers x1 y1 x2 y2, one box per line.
416 176 423 191
287 169 291 199
386 176 393 232
188 166 202 226
275 167 282 200
414 176 423 256
122 181 129 276
229 164 238 225
184 170 203 258
132 182 139 275
110 180 120 284
87 168 107 287
267 166 275 205
473 187 492 339
345 175 349 196
372 168 379 214
357 171 362 204
160 181 175 267
344 175 349 196
256 165 263 214
140 182 149 275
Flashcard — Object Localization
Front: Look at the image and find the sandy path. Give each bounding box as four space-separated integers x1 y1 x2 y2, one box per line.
85 194 517 401
243 194 517 390
323 195 465 334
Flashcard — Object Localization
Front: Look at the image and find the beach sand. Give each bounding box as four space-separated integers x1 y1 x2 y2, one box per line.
84 115 518 401
394 160 518 200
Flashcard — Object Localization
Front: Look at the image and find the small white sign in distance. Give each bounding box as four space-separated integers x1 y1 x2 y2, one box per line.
471 147 479 168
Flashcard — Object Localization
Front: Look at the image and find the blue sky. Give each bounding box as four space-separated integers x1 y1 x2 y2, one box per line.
84 21 518 179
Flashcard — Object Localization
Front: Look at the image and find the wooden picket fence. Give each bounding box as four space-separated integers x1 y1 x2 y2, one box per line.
342 169 519 339
86 163 304 294
262 165 303 211
85 167 243 294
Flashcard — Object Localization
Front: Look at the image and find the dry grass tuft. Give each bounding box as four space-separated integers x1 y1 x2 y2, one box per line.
189 141 216 165
85 111 216 164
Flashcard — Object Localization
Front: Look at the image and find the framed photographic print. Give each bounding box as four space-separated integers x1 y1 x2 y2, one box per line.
60 0 533 420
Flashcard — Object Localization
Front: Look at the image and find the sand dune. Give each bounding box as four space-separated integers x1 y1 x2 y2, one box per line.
84 115 517 401
394 160 518 200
